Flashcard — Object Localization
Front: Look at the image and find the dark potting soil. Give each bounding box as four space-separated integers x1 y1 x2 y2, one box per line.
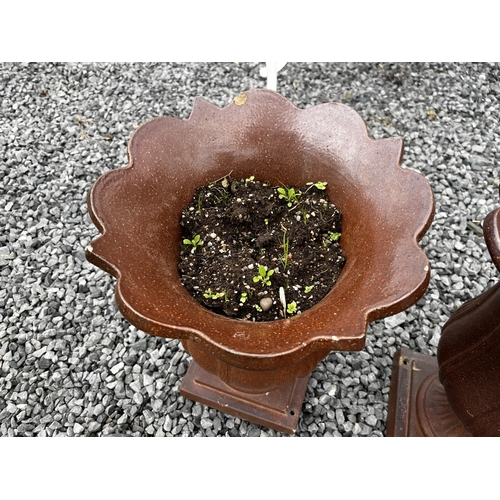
178 176 346 322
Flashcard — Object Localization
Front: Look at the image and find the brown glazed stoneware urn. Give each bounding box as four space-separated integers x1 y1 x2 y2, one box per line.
86 89 434 433
387 187 500 437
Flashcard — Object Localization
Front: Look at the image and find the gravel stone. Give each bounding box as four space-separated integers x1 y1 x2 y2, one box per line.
38 357 51 369
152 400 163 412
73 423 84 435
144 409 155 425
1 62 499 437
352 423 362 435
335 409 345 425
343 421 354 433
129 380 142 393
191 404 203 418
133 393 144 405
200 418 212 429
213 417 222 431
88 421 101 433
384 312 407 329
117 414 128 425
131 338 148 351
110 362 124 375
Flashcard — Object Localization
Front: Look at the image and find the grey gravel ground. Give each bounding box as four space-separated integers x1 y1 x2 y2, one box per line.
1 62 499 437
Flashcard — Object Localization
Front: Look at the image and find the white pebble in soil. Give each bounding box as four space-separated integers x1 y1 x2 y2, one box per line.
259 297 273 312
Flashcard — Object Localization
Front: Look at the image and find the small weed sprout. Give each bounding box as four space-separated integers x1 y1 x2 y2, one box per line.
328 231 341 242
287 301 298 315
304 285 314 294
253 265 274 287
301 205 308 224
255 304 263 312
240 292 248 304
281 231 290 270
203 288 226 300
197 194 203 217
306 181 328 191
214 188 230 205
277 184 301 207
183 234 202 252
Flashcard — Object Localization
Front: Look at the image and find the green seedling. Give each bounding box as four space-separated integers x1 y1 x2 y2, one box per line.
264 218 269 225
304 285 314 294
183 234 202 251
306 181 328 190
301 205 308 225
245 175 255 182
197 194 203 217
214 188 230 205
287 301 298 315
277 185 301 207
253 265 274 287
203 288 227 300
328 231 341 242
281 231 290 270
254 304 263 312
240 292 248 304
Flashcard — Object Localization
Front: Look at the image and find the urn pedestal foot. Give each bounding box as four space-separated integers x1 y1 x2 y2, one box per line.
386 348 471 437
180 360 310 434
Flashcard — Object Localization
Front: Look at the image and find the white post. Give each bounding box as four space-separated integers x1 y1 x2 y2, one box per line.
260 62 287 91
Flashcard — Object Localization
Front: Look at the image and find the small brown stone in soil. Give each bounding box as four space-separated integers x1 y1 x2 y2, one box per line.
178 176 346 322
